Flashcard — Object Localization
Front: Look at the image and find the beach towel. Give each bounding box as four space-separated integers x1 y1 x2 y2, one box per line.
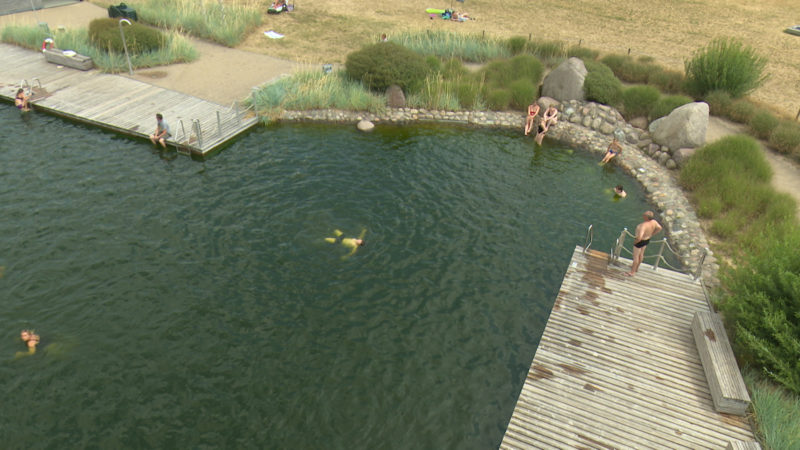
264 30 284 39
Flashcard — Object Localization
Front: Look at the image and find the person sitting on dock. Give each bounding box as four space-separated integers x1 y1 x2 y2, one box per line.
325 229 366 259
149 113 171 148
15 88 31 112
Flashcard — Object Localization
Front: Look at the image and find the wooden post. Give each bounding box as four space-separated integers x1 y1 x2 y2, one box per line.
578 39 582 46
627 48 631 55
528 33 531 41
795 107 800 121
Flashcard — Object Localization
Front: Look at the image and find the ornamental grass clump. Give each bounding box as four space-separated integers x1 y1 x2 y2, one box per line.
684 37 768 98
89 18 164 54
748 109 780 140
393 30 508 63
768 121 800 156
621 85 660 119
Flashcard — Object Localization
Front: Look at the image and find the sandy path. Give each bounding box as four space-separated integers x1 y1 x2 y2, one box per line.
0 2 300 104
706 117 800 219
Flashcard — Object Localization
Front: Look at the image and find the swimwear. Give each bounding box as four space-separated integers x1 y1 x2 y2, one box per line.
634 238 650 248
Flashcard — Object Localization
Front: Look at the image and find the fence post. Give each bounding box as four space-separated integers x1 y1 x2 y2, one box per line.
653 240 666 270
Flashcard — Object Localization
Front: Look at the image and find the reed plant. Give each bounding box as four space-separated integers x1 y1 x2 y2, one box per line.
744 370 800 448
392 30 509 63
406 74 461 111
684 37 768 98
1 24 196 72
130 0 261 47
249 70 385 121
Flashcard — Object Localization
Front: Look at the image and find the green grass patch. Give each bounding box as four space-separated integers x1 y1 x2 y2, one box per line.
1 24 196 73
393 30 509 63
744 370 800 448
125 0 261 47
249 70 385 121
621 85 660 119
704 90 733 117
748 109 780 140
727 99 757 124
768 121 800 156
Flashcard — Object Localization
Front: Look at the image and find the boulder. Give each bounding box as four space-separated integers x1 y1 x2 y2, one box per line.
673 147 697 167
651 102 709 150
357 120 375 132
536 96 559 111
541 57 587 102
386 84 406 108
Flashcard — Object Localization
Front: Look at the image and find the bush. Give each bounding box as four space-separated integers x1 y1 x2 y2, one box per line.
599 53 630 75
749 110 780 140
508 54 544 84
583 60 623 106
617 59 658 84
720 227 800 395
88 18 164 54
441 58 468 79
680 135 771 191
566 46 598 60
704 90 733 116
648 69 686 94
728 99 757 124
649 95 693 121
486 88 511 110
509 79 538 110
345 42 428 92
425 55 442 73
481 59 512 88
506 36 527 55
622 85 660 119
769 121 800 155
684 37 768 98
456 81 482 110
525 39 565 61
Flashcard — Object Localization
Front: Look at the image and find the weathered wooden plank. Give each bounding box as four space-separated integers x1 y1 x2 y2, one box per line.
501 246 756 448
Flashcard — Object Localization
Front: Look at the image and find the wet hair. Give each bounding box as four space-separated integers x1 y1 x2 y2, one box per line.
615 185 624 190
156 113 163 120
644 211 654 220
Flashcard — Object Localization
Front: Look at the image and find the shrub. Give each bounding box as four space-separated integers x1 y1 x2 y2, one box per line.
506 36 527 55
508 54 544 84
456 81 482 110
525 39 565 61
648 69 686 94
599 53 630 75
509 79 538 110
441 58 468 79
680 135 771 191
617 59 658 84
481 59 513 88
88 18 164 54
720 227 800 395
621 85 660 119
486 88 511 110
345 42 428 92
684 37 768 98
649 95 693 121
749 110 780 140
728 99 757 124
704 90 733 116
583 60 623 106
425 55 442 73
566 46 598 60
769 121 800 155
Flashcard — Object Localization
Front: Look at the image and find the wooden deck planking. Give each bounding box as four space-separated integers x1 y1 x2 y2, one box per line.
501 246 755 449
0 43 256 155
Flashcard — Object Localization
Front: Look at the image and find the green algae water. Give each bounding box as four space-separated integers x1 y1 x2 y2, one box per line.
0 105 656 448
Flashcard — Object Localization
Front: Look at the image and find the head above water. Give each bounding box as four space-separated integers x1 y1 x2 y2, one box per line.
643 211 654 220
615 185 624 192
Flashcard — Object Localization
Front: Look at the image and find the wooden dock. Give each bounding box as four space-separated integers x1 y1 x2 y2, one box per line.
0 43 257 156
501 246 756 449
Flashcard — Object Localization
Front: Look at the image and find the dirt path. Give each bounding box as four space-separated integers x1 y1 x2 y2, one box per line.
706 117 800 219
0 2 301 104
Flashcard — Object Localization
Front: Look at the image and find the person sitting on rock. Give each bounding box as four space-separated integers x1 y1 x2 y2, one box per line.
601 137 623 165
542 105 559 129
524 102 540 136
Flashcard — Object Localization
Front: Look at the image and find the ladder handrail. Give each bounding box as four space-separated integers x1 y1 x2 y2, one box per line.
610 226 707 280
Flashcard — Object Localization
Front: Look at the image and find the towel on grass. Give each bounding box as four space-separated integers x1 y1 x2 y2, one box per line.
264 30 284 39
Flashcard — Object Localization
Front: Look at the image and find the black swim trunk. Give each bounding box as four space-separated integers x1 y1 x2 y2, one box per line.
634 238 650 248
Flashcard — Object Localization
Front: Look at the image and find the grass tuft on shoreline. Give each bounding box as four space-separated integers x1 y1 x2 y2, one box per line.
1 24 197 73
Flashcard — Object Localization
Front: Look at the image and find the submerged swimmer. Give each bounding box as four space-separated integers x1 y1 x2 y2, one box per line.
325 229 366 258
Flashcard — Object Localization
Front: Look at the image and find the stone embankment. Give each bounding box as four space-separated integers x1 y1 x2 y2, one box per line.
280 102 718 286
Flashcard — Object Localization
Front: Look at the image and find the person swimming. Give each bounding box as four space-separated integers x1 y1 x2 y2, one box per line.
15 88 32 112
325 229 366 258
614 185 627 198
17 329 40 356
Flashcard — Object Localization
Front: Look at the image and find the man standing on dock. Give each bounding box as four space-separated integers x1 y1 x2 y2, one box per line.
625 211 662 277
149 113 171 148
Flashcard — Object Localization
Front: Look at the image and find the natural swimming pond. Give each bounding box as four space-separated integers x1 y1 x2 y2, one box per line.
0 104 656 447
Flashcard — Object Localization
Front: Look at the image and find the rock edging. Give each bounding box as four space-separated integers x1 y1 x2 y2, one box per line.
278 103 718 287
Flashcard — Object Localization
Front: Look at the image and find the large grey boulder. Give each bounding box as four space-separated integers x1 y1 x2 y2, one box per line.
541 57 587 102
651 102 709 150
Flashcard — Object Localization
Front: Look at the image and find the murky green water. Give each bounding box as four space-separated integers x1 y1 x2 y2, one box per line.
0 105 655 448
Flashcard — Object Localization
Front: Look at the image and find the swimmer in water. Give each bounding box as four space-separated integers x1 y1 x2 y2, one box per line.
325 229 366 258
17 329 40 357
614 185 627 198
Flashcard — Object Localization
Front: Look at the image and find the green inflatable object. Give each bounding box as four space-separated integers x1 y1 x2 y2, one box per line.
426 8 445 14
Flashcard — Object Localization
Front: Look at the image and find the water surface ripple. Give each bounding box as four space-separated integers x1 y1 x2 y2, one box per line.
0 107 651 448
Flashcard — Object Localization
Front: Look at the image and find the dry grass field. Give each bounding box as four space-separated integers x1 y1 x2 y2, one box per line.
243 0 800 116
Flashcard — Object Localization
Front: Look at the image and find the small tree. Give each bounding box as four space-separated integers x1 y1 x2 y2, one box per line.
684 38 768 98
